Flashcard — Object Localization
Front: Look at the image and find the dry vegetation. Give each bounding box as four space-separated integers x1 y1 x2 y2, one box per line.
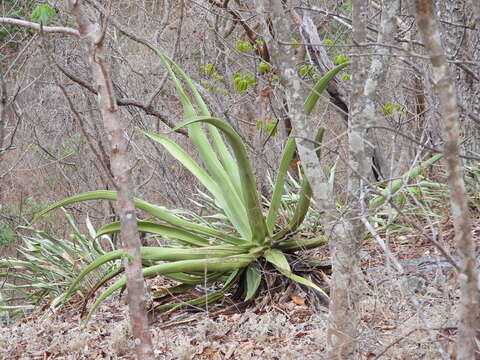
0 220 471 359
1 0 479 359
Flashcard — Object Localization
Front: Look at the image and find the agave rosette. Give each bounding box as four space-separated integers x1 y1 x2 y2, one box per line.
33 46 350 324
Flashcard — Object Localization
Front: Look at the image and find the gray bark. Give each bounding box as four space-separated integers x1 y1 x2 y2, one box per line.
356 0 400 181
259 1 366 357
415 1 479 359
0 70 6 153
437 0 480 154
68 1 154 358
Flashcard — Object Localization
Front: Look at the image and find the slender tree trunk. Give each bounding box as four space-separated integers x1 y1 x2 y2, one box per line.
439 0 480 154
259 1 366 357
414 1 479 359
0 69 7 154
0 69 6 207
68 1 154 358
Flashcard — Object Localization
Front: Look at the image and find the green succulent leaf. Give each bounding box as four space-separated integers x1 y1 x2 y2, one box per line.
304 62 350 116
244 264 262 301
369 153 445 209
149 45 243 204
33 191 246 245
141 131 250 240
265 250 328 298
264 249 291 273
85 255 254 324
266 137 297 234
97 221 208 247
156 269 240 312
283 272 329 299
277 236 328 252
172 116 268 244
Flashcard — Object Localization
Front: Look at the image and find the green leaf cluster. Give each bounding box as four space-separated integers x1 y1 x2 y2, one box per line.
232 73 255 93
380 101 407 117
299 64 316 77
333 54 348 65
255 120 278 137
199 64 226 95
31 4 57 25
258 61 272 74
236 40 253 53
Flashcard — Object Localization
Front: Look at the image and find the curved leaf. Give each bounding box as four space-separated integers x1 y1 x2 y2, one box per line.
266 137 297 234
265 249 328 298
277 236 328 252
369 153 444 209
244 263 261 301
141 131 250 239
172 116 268 244
70 244 247 298
150 46 243 197
283 272 329 299
156 269 240 312
85 255 254 324
164 271 224 285
33 190 246 245
286 128 324 229
149 46 246 231
153 283 195 297
304 62 350 116
96 221 209 247
264 249 291 273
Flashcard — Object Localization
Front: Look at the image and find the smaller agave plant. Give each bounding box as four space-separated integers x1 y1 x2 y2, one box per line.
0 210 116 322
34 47 348 324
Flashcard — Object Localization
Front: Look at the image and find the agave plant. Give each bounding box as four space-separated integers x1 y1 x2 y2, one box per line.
0 210 116 322
31 45 350 323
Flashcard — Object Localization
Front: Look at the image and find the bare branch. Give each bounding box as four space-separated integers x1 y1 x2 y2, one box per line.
0 17 79 37
55 60 187 135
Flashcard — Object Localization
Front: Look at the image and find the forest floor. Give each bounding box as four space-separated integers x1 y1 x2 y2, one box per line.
1 216 476 360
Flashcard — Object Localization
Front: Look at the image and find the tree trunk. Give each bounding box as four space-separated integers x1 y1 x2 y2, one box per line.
414 1 479 359
259 1 367 357
68 1 154 358
437 0 480 154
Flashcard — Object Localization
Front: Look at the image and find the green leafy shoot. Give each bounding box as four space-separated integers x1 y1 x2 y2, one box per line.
31 4 57 25
333 54 348 65
236 40 253 52
259 61 272 74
